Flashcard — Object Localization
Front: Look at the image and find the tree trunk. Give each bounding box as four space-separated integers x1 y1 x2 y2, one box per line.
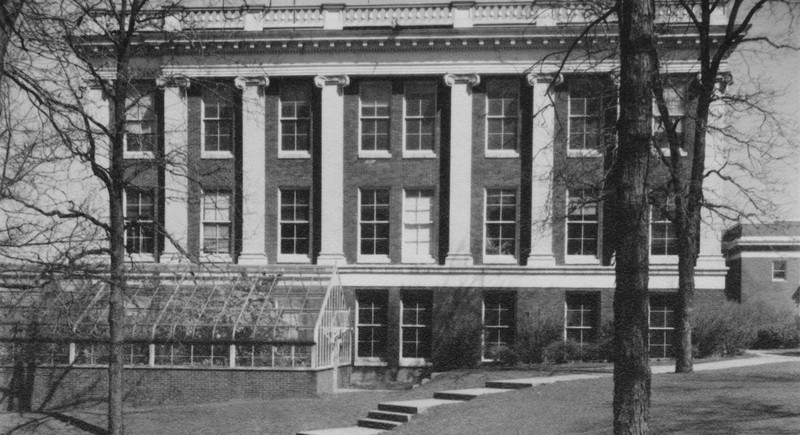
0 0 25 81
612 0 656 433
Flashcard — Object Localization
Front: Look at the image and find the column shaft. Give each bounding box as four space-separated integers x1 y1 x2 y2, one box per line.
161 78 190 261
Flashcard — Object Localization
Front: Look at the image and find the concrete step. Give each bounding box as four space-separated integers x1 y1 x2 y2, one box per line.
377 398 463 415
357 418 402 430
433 387 514 401
366 410 414 423
486 373 609 389
296 426 385 435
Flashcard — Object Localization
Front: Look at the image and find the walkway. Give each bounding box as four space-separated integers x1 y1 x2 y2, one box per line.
296 351 798 435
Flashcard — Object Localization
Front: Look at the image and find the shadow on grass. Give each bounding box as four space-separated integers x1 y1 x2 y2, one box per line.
3 412 107 435
658 397 800 435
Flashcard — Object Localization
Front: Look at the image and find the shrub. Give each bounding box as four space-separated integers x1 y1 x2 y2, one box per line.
752 324 800 349
542 340 602 363
487 345 519 366
512 309 563 364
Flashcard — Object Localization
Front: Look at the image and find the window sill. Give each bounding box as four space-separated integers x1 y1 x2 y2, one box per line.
398 357 431 367
655 147 688 157
125 253 156 262
403 150 437 159
278 150 311 159
772 278 787 282
124 151 155 160
278 254 311 264
201 151 234 159
401 256 436 265
564 256 600 265
483 255 517 265
567 149 602 158
354 358 388 367
200 253 233 263
357 255 391 264
485 150 519 159
359 150 392 159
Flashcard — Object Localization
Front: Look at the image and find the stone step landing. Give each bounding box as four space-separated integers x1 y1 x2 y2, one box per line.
356 417 402 430
485 373 608 389
366 410 414 423
377 398 463 415
296 426 385 435
433 387 515 401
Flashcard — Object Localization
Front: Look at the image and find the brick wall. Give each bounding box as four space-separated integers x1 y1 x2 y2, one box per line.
0 365 346 410
740 256 800 311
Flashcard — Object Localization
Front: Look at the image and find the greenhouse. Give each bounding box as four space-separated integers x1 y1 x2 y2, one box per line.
0 265 352 407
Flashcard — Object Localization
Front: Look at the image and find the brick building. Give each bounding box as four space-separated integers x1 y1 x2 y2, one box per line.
1 0 735 405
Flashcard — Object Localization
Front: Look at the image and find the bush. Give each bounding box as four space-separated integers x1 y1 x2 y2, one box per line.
486 345 519 366
752 324 800 349
542 340 602 363
511 309 563 364
692 300 797 358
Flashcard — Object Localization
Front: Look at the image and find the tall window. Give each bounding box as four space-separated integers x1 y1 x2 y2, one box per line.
202 85 235 154
565 293 600 349
400 291 432 361
125 90 157 154
653 85 686 149
649 294 676 358
202 191 231 254
773 260 787 281
486 79 519 152
359 189 390 258
483 292 515 360
403 190 434 262
356 291 387 360
404 81 436 154
125 188 155 254
360 81 391 153
566 190 599 258
279 189 310 258
485 189 517 258
280 83 311 153
568 81 604 151
651 199 677 256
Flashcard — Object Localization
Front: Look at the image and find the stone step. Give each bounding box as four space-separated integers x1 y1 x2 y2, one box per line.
366 410 414 423
377 398 463 415
433 387 514 401
296 426 385 435
357 418 402 430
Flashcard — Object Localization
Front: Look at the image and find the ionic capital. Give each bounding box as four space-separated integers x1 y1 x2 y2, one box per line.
314 74 350 89
525 72 563 87
443 73 480 87
156 75 191 90
234 75 270 90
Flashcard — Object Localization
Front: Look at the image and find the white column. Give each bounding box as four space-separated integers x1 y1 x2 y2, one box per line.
314 75 350 266
84 83 110 232
696 75 731 270
235 76 269 265
443 73 480 266
158 76 190 262
526 73 560 267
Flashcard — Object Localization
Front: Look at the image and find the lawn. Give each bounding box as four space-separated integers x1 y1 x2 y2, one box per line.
2 359 798 435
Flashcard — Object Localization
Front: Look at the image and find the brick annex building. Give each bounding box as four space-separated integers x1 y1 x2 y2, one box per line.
1 0 736 407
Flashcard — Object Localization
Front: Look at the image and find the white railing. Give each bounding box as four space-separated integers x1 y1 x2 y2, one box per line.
343 5 453 27
262 8 324 29
472 3 537 26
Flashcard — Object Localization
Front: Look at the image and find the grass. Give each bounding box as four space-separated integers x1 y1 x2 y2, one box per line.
1 358 798 434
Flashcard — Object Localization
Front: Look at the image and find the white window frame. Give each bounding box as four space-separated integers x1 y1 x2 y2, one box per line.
402 81 437 159
278 188 311 263
399 292 432 367
200 190 233 262
485 79 521 158
123 188 156 262
358 188 391 263
482 293 514 361
355 291 388 366
124 90 157 159
564 293 599 349
278 82 312 159
359 81 392 159
567 81 603 158
772 260 788 281
653 84 688 157
483 188 518 264
565 189 600 264
648 295 676 359
201 85 235 159
402 189 435 264
650 199 678 263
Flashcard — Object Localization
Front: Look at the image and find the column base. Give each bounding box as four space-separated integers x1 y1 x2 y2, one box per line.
316 253 347 266
696 254 727 270
526 254 557 268
445 253 474 267
237 253 269 265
